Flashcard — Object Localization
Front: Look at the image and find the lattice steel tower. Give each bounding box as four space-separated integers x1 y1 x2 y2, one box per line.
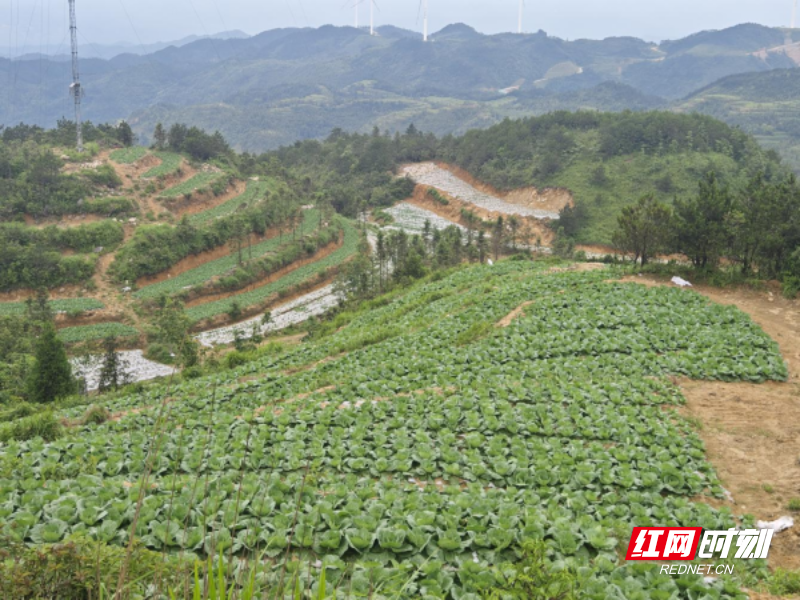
68 0 83 152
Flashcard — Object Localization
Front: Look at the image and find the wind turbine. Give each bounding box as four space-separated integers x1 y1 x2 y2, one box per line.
793 0 799 29
370 0 379 36
418 0 429 42
518 0 525 34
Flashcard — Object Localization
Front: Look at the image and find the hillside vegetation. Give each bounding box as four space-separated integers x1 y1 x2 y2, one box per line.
0 259 787 597
2 23 799 154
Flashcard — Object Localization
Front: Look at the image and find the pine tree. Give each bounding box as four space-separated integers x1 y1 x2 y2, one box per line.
98 336 130 392
28 323 76 403
153 123 167 150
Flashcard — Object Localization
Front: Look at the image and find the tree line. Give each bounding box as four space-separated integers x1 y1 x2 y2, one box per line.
612 172 800 294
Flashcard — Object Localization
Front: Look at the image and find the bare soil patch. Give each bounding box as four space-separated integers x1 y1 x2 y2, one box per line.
620 275 800 571
497 301 534 328
433 161 573 213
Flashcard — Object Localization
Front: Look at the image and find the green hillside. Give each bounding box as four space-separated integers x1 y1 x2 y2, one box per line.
0 259 787 596
677 68 800 171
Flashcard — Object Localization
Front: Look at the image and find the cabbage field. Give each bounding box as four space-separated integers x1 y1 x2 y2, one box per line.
57 322 140 344
143 152 183 179
110 147 148 164
134 210 322 300
159 172 225 199
185 218 360 323
0 298 104 316
0 261 787 598
189 179 277 226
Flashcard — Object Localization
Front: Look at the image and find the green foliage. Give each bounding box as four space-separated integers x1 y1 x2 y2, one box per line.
111 200 302 283
612 195 673 265
0 298 104 317
27 323 76 403
80 405 111 426
0 411 62 443
0 264 786 596
673 172 733 268
787 498 800 511
146 296 198 368
189 179 276 226
159 171 227 199
764 568 800 595
427 188 450 205
110 146 148 164
82 164 123 189
482 540 583 599
143 152 183 179
186 218 360 323
134 210 323 299
57 323 139 344
0 533 192 599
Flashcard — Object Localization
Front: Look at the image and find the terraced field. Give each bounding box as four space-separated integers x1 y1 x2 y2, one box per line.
0 298 105 316
185 218 360 323
142 152 183 178
189 179 276 225
158 171 225 199
57 322 140 344
0 261 787 597
134 210 321 300
109 147 148 164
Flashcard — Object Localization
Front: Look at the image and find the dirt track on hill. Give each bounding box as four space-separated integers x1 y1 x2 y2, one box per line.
619 275 800 572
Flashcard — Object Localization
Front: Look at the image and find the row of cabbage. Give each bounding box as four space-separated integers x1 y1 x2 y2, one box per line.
57 322 139 344
0 298 104 317
158 172 225 199
189 179 275 226
0 261 785 598
185 218 360 323
109 147 148 164
134 210 322 299
143 152 183 178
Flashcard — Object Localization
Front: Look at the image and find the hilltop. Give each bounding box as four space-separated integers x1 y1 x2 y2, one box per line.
3 22 800 154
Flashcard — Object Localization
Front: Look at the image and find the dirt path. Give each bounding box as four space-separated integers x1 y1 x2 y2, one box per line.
619 275 800 572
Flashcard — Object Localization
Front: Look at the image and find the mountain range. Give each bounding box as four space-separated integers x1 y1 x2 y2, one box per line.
2 21 800 167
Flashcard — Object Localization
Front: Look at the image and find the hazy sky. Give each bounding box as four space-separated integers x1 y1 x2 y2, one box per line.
1 0 797 52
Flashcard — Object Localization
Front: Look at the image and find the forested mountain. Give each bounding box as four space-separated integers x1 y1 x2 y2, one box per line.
2 22 799 153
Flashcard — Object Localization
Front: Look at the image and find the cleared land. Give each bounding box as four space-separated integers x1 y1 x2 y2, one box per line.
0 261 788 597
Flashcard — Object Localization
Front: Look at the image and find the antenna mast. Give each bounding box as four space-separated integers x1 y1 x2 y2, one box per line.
68 0 83 152
423 0 428 42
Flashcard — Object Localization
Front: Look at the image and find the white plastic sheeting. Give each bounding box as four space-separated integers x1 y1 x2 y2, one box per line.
195 285 340 348
671 276 693 288
756 516 794 533
402 163 560 219
72 351 177 392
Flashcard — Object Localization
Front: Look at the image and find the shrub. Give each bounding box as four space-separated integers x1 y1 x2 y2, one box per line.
0 412 63 443
0 533 193 599
224 351 249 369
80 405 111 426
0 402 36 423
782 276 800 300
182 365 204 380
788 498 800 511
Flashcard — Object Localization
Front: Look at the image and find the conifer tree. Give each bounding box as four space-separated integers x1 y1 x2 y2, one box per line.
98 336 130 392
28 323 76 403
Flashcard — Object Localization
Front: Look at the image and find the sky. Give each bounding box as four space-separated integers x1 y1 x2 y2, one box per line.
1 0 797 53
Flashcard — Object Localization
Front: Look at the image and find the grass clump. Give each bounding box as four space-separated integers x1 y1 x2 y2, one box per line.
0 412 63 443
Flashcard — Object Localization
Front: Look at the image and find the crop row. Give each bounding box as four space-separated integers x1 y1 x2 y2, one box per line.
57 322 139 344
189 179 275 225
158 172 225 199
0 298 105 317
185 218 359 323
142 152 183 179
134 210 322 299
0 261 784 598
109 147 148 165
